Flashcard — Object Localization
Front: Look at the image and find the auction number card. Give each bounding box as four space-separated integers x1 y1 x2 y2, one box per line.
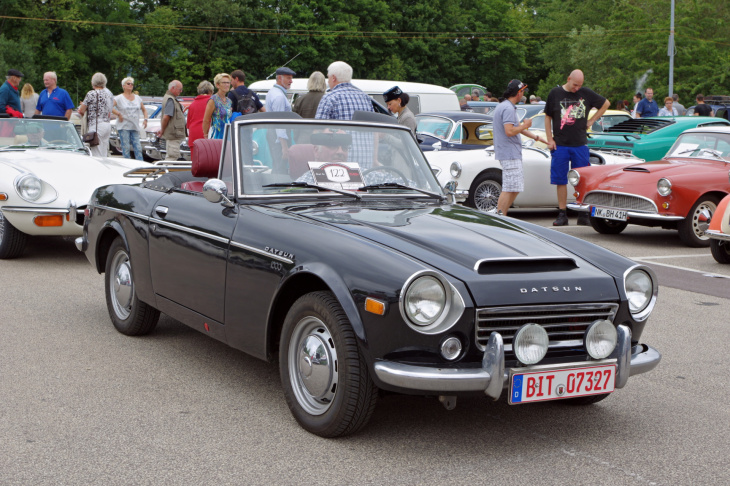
308 162 364 190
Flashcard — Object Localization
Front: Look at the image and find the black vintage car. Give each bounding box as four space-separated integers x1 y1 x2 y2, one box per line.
77 112 661 437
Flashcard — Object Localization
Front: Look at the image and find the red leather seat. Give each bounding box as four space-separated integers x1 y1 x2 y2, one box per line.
181 138 223 192
287 144 315 179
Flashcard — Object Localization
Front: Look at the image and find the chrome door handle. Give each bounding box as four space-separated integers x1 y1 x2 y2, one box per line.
155 206 169 218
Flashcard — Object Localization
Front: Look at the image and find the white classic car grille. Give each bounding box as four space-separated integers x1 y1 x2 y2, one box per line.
475 303 620 357
584 191 657 213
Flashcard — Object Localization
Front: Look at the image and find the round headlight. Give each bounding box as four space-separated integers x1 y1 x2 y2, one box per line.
440 337 462 361
513 324 549 365
404 276 446 326
584 320 617 359
625 269 653 315
657 178 672 196
16 174 42 201
568 169 580 187
449 161 462 179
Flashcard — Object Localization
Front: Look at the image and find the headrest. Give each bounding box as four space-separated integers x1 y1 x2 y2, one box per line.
191 138 223 178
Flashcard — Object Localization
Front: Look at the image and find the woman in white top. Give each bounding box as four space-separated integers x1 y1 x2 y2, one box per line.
78 72 121 157
114 77 148 160
20 84 39 118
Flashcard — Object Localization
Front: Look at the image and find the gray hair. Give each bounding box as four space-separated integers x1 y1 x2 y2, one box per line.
44 71 58 82
121 76 134 87
168 80 180 91
306 71 327 92
197 80 214 95
91 72 107 88
327 61 353 83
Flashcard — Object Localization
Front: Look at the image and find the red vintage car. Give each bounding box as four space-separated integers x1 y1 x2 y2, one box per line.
567 126 730 247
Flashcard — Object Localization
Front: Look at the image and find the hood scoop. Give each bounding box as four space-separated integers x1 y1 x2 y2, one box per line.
623 166 650 172
476 257 578 275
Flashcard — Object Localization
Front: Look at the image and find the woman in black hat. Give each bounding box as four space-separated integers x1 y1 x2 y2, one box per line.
383 86 416 134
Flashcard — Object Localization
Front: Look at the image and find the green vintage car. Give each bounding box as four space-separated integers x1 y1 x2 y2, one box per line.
587 116 730 161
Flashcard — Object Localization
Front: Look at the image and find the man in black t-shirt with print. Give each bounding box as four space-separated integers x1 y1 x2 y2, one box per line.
544 69 610 226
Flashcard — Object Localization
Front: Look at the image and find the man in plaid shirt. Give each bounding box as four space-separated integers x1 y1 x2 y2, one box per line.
316 61 375 167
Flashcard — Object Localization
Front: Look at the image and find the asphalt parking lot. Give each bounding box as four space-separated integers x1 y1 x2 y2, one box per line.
1 210 728 485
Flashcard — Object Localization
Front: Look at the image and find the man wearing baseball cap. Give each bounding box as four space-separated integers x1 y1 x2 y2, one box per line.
0 69 24 118
491 79 546 215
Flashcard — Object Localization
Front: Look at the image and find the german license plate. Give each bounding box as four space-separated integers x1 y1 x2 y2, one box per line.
591 206 627 221
509 363 616 404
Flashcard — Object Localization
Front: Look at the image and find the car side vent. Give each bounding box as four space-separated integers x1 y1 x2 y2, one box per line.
476 257 578 275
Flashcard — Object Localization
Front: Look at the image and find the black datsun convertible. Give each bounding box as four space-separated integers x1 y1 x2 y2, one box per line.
77 112 661 437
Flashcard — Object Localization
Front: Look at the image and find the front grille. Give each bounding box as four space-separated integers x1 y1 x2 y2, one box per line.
475 303 619 358
584 191 657 213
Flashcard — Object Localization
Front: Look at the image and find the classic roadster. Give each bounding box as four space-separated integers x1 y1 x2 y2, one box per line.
568 126 730 247
0 116 148 259
77 112 661 437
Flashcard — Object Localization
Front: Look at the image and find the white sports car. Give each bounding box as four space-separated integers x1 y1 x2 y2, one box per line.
0 116 149 259
427 143 643 211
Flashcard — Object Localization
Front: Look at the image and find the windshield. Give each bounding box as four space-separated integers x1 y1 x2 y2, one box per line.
235 121 444 197
0 118 85 151
415 116 454 140
666 132 730 160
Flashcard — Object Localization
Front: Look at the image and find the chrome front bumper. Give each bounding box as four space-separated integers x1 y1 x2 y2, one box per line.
706 229 730 242
373 324 660 400
567 202 684 221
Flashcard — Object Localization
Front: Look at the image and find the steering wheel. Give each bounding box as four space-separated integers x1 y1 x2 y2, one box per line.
363 166 408 185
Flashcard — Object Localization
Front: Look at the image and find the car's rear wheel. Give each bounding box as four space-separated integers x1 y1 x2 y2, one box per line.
0 210 27 259
467 170 502 212
280 291 378 438
710 239 730 263
678 196 719 247
589 217 628 234
105 237 160 335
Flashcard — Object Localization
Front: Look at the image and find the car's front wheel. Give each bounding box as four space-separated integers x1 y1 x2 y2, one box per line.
467 170 502 212
280 291 378 438
0 210 27 259
105 237 160 335
589 217 628 235
710 239 730 264
678 195 719 247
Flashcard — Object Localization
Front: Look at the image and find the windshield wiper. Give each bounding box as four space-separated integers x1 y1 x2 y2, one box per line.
359 182 445 201
262 182 362 200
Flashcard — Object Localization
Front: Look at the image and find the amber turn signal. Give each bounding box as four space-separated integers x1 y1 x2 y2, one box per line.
0 193 8 201
34 215 64 227
365 297 386 315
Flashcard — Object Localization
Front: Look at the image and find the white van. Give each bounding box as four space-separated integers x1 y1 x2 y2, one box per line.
248 78 459 115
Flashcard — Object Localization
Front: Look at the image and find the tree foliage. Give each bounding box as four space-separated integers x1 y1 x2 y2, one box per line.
0 0 727 106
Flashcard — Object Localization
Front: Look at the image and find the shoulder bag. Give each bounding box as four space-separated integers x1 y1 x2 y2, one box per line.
83 91 100 146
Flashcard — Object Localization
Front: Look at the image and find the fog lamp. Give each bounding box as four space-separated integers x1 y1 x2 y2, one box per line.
584 320 617 359
440 337 462 361
513 324 548 365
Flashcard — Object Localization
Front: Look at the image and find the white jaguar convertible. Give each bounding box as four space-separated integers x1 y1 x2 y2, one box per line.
0 116 150 259
426 142 643 212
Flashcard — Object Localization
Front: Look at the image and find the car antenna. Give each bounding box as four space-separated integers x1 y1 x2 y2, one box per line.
265 53 301 80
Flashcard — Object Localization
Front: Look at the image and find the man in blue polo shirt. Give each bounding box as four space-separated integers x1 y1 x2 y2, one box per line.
34 72 74 120
635 87 658 118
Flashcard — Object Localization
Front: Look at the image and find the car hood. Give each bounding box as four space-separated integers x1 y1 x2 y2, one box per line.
293 202 620 306
598 158 727 179
0 150 146 201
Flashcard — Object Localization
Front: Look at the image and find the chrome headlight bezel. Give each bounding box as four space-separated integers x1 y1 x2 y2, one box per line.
568 169 580 187
399 270 465 334
623 265 658 322
657 178 672 196
15 173 43 202
449 161 462 179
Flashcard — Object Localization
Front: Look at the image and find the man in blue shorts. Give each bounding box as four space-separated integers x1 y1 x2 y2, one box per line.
34 72 74 120
545 69 609 226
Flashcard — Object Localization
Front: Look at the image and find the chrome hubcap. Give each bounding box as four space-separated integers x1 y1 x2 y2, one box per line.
474 180 501 212
289 316 338 415
693 202 716 239
110 250 133 319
